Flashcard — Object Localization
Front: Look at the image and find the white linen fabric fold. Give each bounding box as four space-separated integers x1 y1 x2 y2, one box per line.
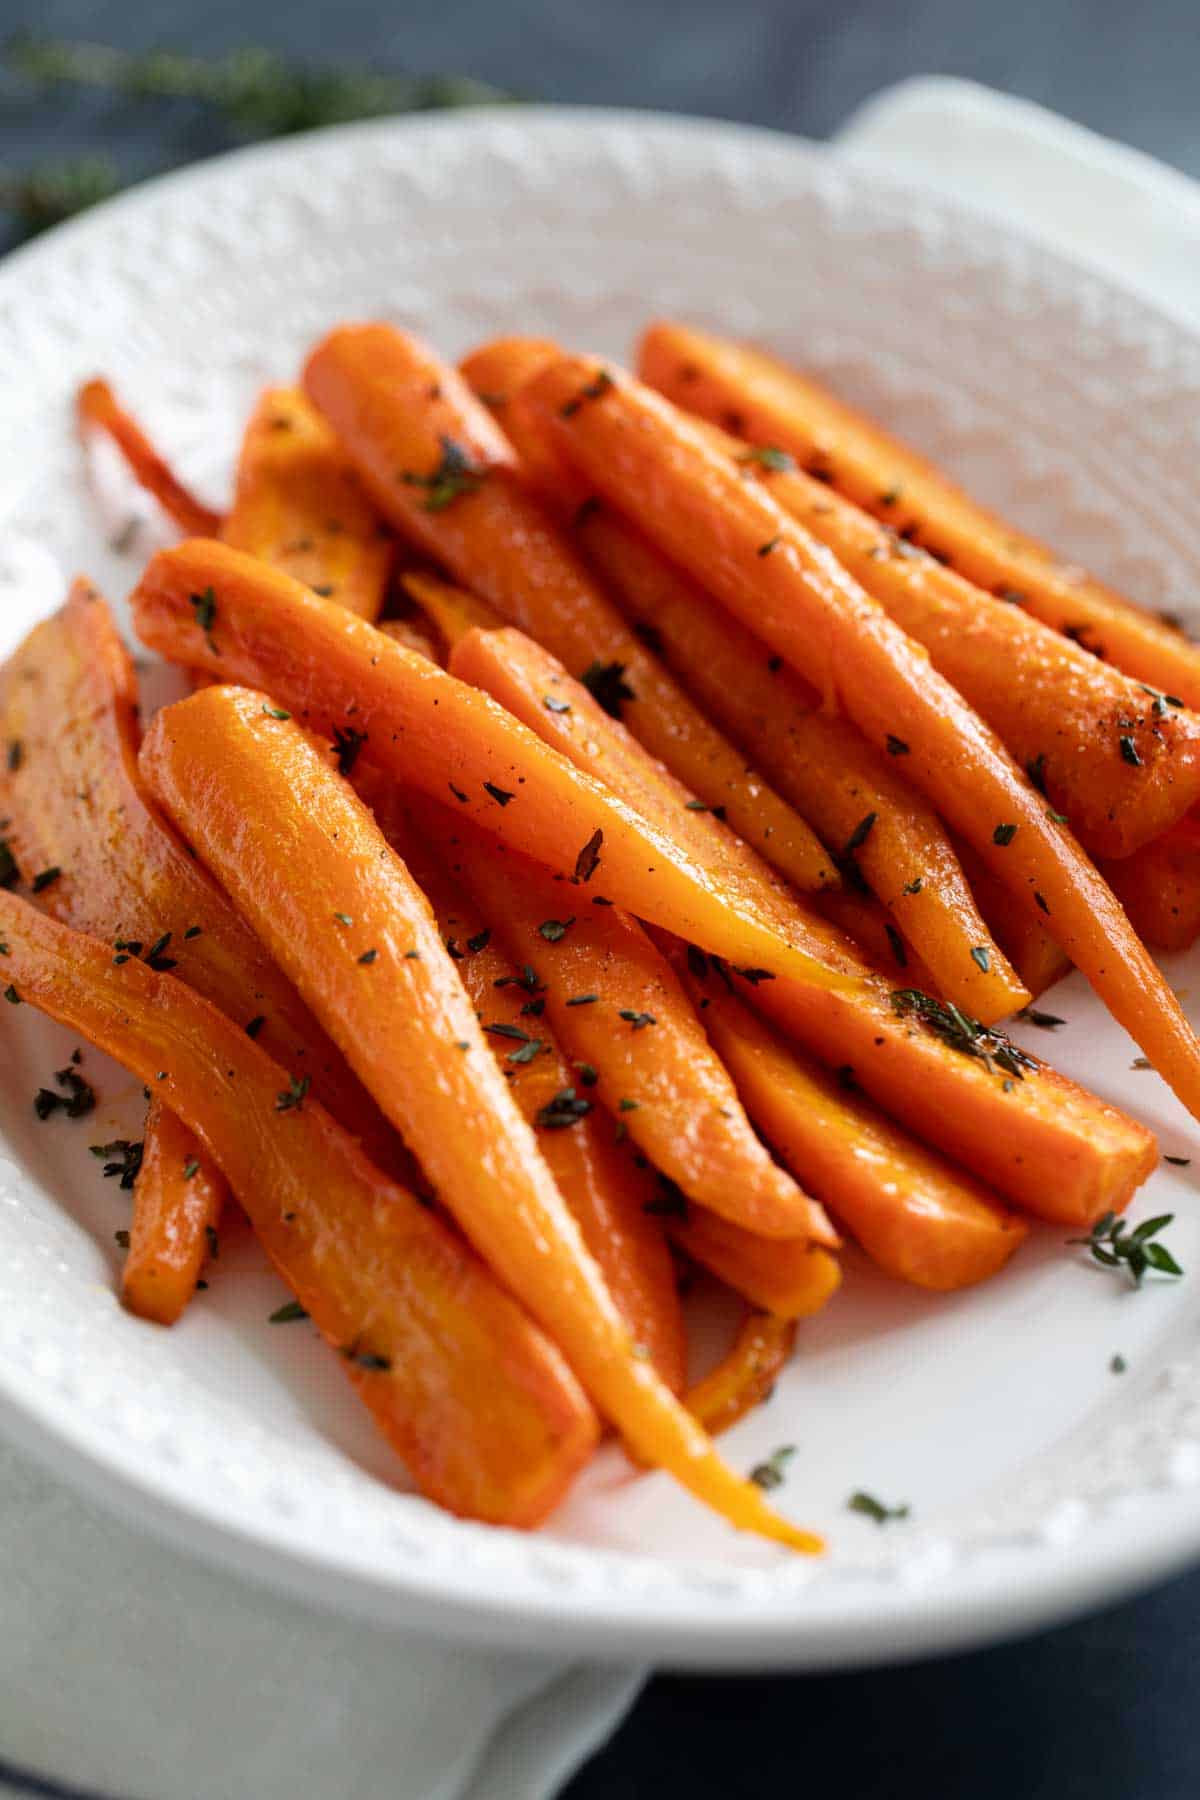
0 76 1192 1800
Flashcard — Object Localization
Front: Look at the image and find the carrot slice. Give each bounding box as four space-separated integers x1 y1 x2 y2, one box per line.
1102 816 1200 952
412 797 836 1244
0 891 597 1524
524 355 1200 1126
401 569 505 648
122 1099 224 1325
672 943 1029 1287
77 378 221 536
302 322 838 895
0 579 392 1163
129 540 852 995
638 321 1200 708
686 1314 799 1436
374 795 686 1391
138 682 823 1551
441 607 1151 1226
220 387 392 621
669 1212 841 1319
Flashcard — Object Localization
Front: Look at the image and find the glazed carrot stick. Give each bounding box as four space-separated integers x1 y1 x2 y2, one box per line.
220 387 392 621
130 541 852 995
696 439 1200 862
378 614 445 663
465 339 1019 1004
569 506 1025 1010
0 580 393 1164
128 544 1152 1221
437 599 1154 1224
685 1314 798 1436
639 320 1200 708
952 838 1071 999
411 798 836 1244
644 348 1200 860
302 322 838 895
139 683 822 1551
1102 817 1200 952
670 941 1029 1286
77 378 221 536
402 569 504 648
0 891 597 1523
376 799 686 1390
525 355 1200 1125
668 1210 841 1319
121 1099 224 1325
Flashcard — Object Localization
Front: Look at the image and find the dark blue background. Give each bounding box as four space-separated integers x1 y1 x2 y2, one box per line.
3 3 1199 1796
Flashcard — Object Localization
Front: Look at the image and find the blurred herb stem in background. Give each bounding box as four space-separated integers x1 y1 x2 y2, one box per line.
0 35 517 240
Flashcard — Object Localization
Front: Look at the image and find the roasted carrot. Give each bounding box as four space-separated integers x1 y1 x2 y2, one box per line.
440 616 1149 1226
77 378 221 536
639 320 1200 708
122 1099 224 1325
302 322 838 895
686 1314 799 1436
411 798 836 1244
671 942 1029 1285
525 355 1200 1125
129 541 852 995
401 569 504 648
0 890 597 1524
1102 816 1200 952
139 682 823 1550
378 614 445 663
689 436 1200 862
374 797 686 1390
0 579 393 1164
952 838 1071 999
129 544 1152 1222
221 387 392 620
668 1211 841 1319
571 506 1025 1011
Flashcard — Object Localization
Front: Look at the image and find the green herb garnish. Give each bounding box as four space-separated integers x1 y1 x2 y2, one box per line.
1069 1211 1182 1287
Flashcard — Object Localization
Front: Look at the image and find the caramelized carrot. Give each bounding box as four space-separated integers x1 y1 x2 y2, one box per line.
375 798 686 1390
569 505 1023 1012
122 1099 224 1325
525 355 1200 1125
702 439 1200 862
686 1314 799 1436
0 891 597 1525
439 610 1151 1226
77 378 221 536
401 569 504 648
412 799 836 1244
0 580 393 1162
952 838 1071 999
378 614 445 663
672 943 1029 1285
220 387 392 620
302 322 838 895
139 682 823 1550
669 1211 842 1319
639 320 1200 708
1102 817 1200 952
129 541 852 994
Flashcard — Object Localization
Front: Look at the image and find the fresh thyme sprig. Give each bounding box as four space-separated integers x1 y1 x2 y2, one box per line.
1 36 517 241
1068 1211 1183 1288
889 988 1037 1083
7 35 514 136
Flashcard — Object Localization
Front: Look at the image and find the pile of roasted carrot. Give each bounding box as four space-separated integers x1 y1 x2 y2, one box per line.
3 317 1197 1551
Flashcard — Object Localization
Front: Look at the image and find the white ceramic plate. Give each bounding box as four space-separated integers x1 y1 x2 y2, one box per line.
1 107 1199 1671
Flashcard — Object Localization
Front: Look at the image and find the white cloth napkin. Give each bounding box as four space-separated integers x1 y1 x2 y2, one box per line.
1 78 1195 1800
